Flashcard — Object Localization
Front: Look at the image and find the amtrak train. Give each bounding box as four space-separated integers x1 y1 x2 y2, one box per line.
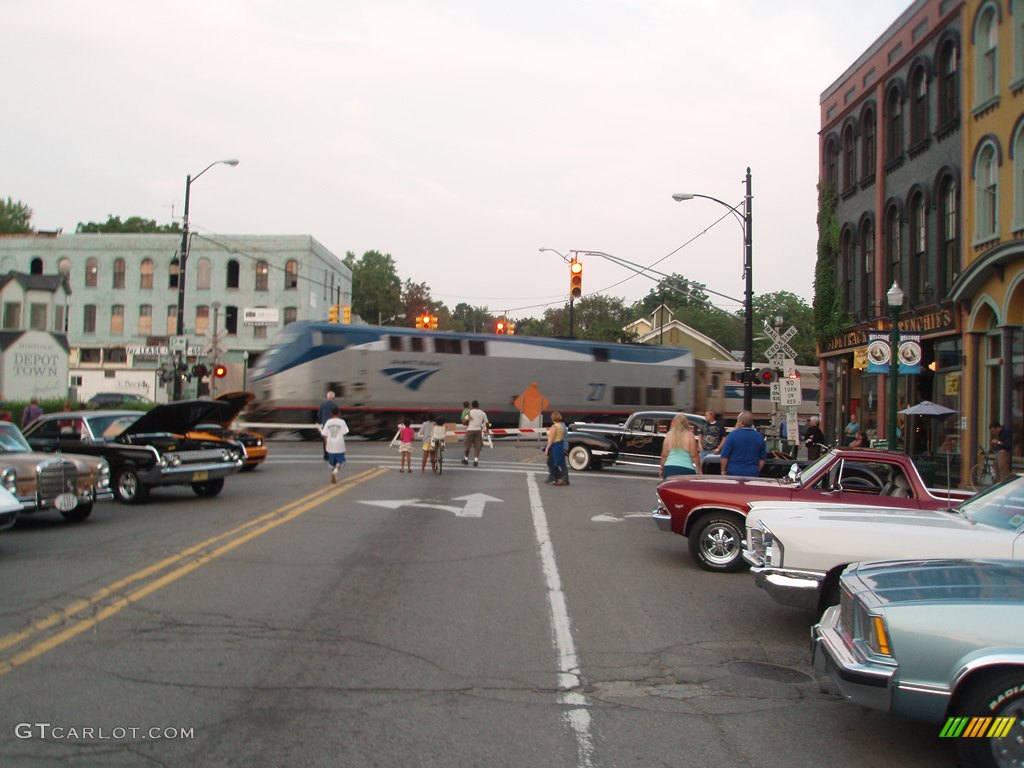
248 323 822 437
248 322 697 437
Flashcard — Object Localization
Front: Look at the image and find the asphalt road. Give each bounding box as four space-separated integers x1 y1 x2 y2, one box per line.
0 439 954 767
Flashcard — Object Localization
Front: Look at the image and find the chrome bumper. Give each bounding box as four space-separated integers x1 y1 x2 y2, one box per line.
651 506 672 532
811 606 895 712
141 460 244 486
750 565 826 610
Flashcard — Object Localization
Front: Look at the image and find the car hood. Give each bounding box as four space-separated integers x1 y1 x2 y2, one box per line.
124 399 240 435
748 503 967 529
213 391 255 426
844 558 1024 605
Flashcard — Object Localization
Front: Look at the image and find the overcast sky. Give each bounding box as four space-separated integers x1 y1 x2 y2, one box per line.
4 0 904 320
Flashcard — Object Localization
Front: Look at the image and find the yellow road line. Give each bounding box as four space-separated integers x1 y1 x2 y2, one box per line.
0 467 386 677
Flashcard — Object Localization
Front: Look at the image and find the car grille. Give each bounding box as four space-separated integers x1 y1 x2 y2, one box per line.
172 449 227 464
38 460 79 501
839 587 856 639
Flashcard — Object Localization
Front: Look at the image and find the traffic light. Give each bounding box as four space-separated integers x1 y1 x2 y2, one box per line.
429 314 438 330
328 305 339 323
191 363 209 379
496 320 506 334
755 367 779 384
342 306 351 324
417 313 433 330
213 363 228 378
570 258 583 300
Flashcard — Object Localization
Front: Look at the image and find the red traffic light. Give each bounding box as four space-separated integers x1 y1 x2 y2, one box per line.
213 364 228 378
756 367 779 384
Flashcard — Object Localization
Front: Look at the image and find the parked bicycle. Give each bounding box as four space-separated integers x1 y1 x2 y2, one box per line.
969 448 997 491
431 436 445 474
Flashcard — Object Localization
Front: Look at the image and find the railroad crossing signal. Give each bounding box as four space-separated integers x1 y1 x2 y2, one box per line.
763 320 798 365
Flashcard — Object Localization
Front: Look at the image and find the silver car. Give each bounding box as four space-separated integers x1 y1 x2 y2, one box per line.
812 557 1024 768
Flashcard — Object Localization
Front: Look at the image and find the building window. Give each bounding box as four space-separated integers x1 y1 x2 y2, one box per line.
885 206 901 291
226 259 240 289
839 230 853 315
84 304 96 334
861 106 876 180
254 324 267 339
885 86 903 163
255 260 269 291
1015 0 1024 83
225 306 238 335
910 193 928 302
140 258 154 289
284 306 297 325
861 219 875 317
110 305 125 335
938 40 959 125
975 4 999 106
285 260 298 289
79 348 101 364
975 142 999 242
166 305 177 336
2 302 20 330
29 257 42 275
195 305 209 336
113 258 126 289
909 67 928 146
1014 123 1024 231
138 304 152 336
169 259 179 289
85 257 98 287
29 303 47 330
196 257 211 290
939 176 959 293
842 125 856 190
825 137 838 189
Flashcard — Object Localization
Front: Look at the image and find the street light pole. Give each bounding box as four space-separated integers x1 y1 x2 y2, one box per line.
172 158 239 400
673 167 754 411
886 281 904 449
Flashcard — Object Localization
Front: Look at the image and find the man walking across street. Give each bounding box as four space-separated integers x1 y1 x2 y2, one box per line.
320 405 350 484
317 390 335 461
462 400 489 467
720 410 766 477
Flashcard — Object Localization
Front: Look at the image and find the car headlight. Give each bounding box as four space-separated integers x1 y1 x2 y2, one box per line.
97 460 111 489
1 468 16 493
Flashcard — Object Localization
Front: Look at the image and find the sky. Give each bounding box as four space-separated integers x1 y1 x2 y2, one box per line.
3 0 906 321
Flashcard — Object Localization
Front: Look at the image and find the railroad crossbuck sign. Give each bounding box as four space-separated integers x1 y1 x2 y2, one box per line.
763 320 798 366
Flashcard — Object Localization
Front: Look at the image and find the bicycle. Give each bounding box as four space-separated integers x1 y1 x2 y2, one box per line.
969 448 997 491
431 437 445 475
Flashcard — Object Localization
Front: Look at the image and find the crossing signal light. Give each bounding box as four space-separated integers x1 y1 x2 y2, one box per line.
328 305 339 323
191 364 209 379
756 367 779 384
570 258 583 300
213 363 228 379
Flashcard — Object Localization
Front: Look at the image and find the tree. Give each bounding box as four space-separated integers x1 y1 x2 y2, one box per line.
511 316 554 337
449 303 496 333
401 279 436 327
0 197 33 233
343 250 403 325
76 215 180 233
752 291 817 365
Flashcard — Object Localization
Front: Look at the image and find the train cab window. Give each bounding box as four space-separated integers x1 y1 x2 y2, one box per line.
645 388 672 406
410 337 425 353
434 338 462 354
593 348 609 362
613 386 641 405
468 340 486 356
676 369 687 383
388 336 403 351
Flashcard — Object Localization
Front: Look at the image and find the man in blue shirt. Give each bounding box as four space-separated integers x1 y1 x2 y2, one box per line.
720 411 766 477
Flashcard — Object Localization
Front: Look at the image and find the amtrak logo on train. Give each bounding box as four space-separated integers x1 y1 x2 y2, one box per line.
381 367 441 391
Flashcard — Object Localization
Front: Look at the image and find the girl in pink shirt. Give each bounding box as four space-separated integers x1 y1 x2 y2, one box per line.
398 417 416 473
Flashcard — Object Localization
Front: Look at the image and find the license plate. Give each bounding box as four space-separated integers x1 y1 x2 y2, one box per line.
192 471 209 482
55 492 79 512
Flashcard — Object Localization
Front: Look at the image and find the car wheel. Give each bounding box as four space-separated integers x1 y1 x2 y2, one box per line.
688 512 747 572
567 445 593 471
953 669 1024 768
60 502 93 523
113 465 149 504
192 478 225 497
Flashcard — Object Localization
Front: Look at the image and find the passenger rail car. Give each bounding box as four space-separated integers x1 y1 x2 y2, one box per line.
694 359 821 424
249 323 697 437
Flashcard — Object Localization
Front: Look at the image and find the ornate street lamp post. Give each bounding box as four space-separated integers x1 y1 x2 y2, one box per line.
887 280 904 449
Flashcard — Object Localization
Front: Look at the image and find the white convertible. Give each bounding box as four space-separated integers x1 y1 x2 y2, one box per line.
742 474 1024 611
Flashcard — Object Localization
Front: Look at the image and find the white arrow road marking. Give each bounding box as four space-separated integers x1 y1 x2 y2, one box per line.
591 512 652 523
359 494 503 518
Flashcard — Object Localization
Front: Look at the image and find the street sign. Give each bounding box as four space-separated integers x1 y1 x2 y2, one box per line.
779 378 802 407
763 322 798 362
170 336 188 354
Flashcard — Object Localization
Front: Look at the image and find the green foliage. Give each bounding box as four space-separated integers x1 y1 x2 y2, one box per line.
813 183 845 343
0 197 34 233
76 215 180 233
401 279 436 326
512 316 554 337
449 303 498 333
752 291 817 365
343 250 403 325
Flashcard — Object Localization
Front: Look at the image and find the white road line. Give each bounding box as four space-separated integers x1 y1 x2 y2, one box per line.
526 472 595 768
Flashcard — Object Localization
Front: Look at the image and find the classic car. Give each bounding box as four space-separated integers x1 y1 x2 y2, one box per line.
653 447 973 573
812 558 1024 768
86 392 152 409
0 485 23 532
566 411 708 472
187 391 267 471
744 473 1024 611
22 400 246 504
0 421 112 522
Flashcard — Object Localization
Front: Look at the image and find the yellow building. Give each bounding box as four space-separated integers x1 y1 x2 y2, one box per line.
954 0 1023 478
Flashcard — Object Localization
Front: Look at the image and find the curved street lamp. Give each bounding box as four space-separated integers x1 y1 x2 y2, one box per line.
672 168 754 411
173 158 239 400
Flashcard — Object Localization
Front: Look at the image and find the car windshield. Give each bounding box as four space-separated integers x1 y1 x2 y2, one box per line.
0 423 31 453
961 475 1024 532
788 451 834 484
87 414 140 438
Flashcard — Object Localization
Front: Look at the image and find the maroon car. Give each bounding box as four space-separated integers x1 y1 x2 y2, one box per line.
652 447 972 572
